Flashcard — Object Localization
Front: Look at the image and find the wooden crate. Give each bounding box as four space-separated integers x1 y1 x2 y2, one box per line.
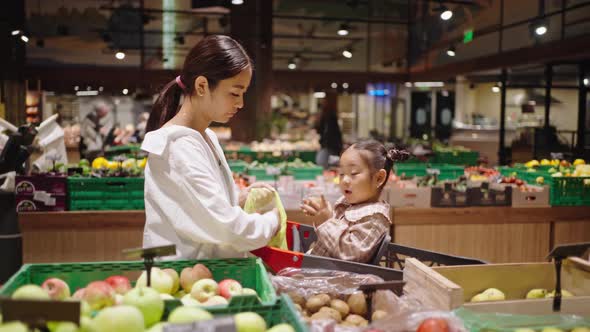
403 258 590 315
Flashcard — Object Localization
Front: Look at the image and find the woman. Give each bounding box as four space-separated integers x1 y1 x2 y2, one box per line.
141 35 279 259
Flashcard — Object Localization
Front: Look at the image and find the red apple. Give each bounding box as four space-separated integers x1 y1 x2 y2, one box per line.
192 264 212 280
41 278 71 300
105 276 132 295
83 281 116 310
72 288 86 300
180 267 199 293
162 269 180 294
218 279 243 300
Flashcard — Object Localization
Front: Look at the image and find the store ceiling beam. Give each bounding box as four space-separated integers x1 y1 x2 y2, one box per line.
409 34 590 81
272 14 408 25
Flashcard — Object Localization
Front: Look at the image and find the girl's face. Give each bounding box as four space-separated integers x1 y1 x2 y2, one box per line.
196 67 252 124
338 148 387 204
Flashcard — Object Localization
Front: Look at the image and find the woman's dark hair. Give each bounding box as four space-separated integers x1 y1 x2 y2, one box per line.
350 140 411 190
146 35 253 132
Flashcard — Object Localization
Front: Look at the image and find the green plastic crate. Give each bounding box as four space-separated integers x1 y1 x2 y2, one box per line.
395 163 464 180
497 166 519 177
164 295 308 332
0 258 277 308
293 151 317 163
290 166 323 180
67 177 144 211
550 177 590 206
228 160 249 174
432 151 479 165
247 167 281 181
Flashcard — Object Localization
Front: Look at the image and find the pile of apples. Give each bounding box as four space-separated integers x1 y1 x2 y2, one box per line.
470 287 575 302
1 263 295 332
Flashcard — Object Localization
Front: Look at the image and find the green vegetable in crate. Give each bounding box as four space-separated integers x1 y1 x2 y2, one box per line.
243 188 288 250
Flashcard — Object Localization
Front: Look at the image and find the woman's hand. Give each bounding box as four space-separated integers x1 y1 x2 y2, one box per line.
300 195 332 226
239 182 275 208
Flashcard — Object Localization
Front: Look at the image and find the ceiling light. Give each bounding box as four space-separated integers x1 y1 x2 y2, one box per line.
446 45 456 57
115 51 125 60
11 30 21 36
337 23 349 36
122 88 129 95
342 49 353 58
99 86 104 92
584 78 589 86
74 86 79 91
535 25 547 36
232 0 244 4
492 84 500 93
313 92 326 98
414 82 445 88
87 86 91 91
331 82 338 89
342 82 349 89
404 82 413 87
20 35 29 43
440 6 453 20
288 62 296 70
76 90 99 97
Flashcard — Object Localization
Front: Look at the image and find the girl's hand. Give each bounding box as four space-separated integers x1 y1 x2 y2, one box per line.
239 182 275 208
300 195 332 225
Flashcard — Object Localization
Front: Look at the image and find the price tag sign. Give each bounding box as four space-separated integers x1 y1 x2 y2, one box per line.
164 316 237 332
123 245 176 260
0 298 80 327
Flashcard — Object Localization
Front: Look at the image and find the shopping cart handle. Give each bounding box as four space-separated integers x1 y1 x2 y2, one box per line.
251 246 304 273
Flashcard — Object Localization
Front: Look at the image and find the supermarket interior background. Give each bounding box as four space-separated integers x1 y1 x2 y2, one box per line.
1 0 590 330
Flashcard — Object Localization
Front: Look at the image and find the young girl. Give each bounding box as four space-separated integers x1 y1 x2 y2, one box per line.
300 140 410 263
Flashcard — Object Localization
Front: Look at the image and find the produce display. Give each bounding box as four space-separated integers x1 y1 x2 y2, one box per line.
1 261 295 332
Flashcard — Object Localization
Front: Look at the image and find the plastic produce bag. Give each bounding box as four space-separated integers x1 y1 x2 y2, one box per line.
244 188 288 249
271 268 426 331
454 307 590 332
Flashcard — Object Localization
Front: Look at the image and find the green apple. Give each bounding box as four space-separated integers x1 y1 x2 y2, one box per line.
147 322 167 332
181 294 202 306
546 290 574 298
123 286 164 328
0 322 28 332
571 327 590 332
168 306 213 324
94 305 144 332
12 284 50 300
79 316 98 332
483 288 506 301
234 312 267 332
514 328 536 332
52 322 78 332
470 293 489 302
136 267 174 295
163 269 180 295
541 328 564 332
242 288 258 296
160 294 174 301
267 323 296 332
526 289 547 299
174 290 186 299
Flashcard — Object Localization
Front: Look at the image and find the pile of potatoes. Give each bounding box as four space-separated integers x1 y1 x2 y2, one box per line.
287 291 388 328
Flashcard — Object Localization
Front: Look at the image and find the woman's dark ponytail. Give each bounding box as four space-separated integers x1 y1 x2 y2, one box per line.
146 79 183 133
145 35 253 133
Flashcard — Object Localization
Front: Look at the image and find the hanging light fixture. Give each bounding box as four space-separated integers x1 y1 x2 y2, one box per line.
492 83 501 93
440 5 453 20
115 51 125 60
342 48 353 58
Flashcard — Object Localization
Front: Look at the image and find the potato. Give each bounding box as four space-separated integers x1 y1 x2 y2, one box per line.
347 292 368 316
294 303 302 312
330 299 350 319
287 291 305 307
306 296 326 313
372 310 388 321
311 311 336 321
319 307 342 322
345 314 368 327
317 293 331 304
